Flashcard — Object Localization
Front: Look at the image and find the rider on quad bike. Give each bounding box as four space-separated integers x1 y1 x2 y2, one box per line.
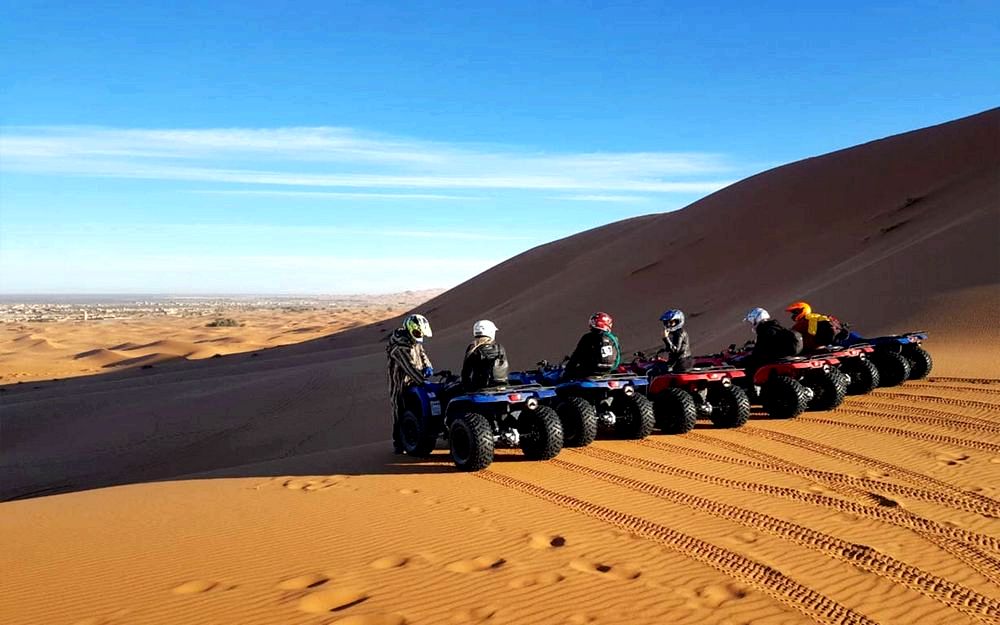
654 309 693 373
387 313 434 454
786 301 850 351
738 308 803 372
461 320 510 391
564 312 621 379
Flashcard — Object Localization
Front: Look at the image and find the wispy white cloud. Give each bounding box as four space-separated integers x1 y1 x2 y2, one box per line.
0 126 737 194
549 194 651 203
192 189 478 201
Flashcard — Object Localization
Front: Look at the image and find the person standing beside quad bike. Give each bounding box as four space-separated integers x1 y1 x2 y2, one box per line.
386 314 434 455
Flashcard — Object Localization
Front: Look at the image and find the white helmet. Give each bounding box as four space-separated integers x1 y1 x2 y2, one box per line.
473 319 498 340
744 307 770 327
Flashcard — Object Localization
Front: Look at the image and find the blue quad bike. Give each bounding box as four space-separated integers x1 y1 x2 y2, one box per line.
509 362 656 445
397 371 564 471
839 331 932 387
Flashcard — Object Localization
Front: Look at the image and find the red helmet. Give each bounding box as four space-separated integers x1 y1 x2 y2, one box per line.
589 311 613 331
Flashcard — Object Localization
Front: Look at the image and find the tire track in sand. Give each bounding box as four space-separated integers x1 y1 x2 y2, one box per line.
546 458 1000 624
736 427 1000 513
642 435 1000 518
782 418 1000 454
865 392 1000 413
573 446 999 552
926 377 1000 385
474 470 879 625
891 383 1000 397
832 406 1000 435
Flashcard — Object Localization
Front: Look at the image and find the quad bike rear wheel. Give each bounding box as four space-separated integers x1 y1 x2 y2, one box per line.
874 351 911 387
519 405 564 460
615 393 657 439
653 387 697 434
398 408 439 457
842 358 880 395
805 368 848 411
556 396 598 447
761 375 809 419
905 345 933 380
449 413 495 471
707 384 750 428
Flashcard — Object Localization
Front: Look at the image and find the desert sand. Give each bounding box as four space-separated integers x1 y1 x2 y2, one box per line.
0 293 441 385
1 109 999 625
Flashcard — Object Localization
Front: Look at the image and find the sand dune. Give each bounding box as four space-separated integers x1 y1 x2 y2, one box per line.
1 109 998 625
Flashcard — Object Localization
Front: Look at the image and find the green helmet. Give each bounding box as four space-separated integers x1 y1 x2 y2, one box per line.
404 314 432 343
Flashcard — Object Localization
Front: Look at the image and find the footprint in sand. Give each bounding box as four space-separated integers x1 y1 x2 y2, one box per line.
507 571 565 589
567 615 597 625
72 610 131 625
450 605 498 623
329 614 407 625
678 583 749 609
276 573 329 590
398 488 419 495
730 531 760 545
937 452 971 467
172 580 222 595
568 559 641 580
528 533 566 549
283 476 346 492
461 504 485 513
371 555 409 570
445 556 506 573
297 587 369 614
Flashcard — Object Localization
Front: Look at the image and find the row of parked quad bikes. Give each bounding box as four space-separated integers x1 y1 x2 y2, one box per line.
397 331 932 471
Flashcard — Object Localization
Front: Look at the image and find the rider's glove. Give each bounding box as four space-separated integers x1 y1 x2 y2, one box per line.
423 367 434 378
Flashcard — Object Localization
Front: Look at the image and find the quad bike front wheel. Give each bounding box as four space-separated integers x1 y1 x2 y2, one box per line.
874 351 912 387
555 396 597 448
905 345 933 380
519 405 564 460
761 375 809 419
652 388 697 434
707 384 750 428
615 393 657 439
398 409 439 457
805 368 848 411
842 358 880 395
449 413 495 471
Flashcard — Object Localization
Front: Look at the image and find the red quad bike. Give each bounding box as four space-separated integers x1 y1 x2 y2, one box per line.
805 344 880 396
695 346 849 419
623 353 751 432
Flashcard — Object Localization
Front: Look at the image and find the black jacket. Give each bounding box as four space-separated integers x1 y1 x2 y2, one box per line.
461 337 510 390
657 328 692 371
565 329 620 379
751 320 803 362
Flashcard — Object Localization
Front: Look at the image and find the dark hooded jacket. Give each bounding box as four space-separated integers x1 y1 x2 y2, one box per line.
564 329 620 379
461 336 510 391
750 319 803 363
657 328 692 371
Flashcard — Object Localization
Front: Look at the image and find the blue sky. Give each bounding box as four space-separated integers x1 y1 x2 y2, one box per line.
1 1 997 294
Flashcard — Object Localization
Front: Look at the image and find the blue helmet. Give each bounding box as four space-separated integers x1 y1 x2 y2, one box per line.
660 309 685 331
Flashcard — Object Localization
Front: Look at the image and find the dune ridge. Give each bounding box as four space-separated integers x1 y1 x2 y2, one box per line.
1 109 998 625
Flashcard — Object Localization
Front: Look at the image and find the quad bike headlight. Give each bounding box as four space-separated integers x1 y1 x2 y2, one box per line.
722 378 732 387
624 385 635 396
525 398 539 410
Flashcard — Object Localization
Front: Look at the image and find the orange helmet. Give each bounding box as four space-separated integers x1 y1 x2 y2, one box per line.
786 301 812 321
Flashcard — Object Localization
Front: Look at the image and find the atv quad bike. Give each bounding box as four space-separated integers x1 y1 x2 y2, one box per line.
510 363 656 441
805 344 880 395
623 353 750 430
397 371 564 471
839 331 932 385
695 346 848 418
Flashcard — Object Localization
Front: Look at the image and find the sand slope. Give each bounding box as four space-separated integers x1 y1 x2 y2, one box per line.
2 109 999 625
